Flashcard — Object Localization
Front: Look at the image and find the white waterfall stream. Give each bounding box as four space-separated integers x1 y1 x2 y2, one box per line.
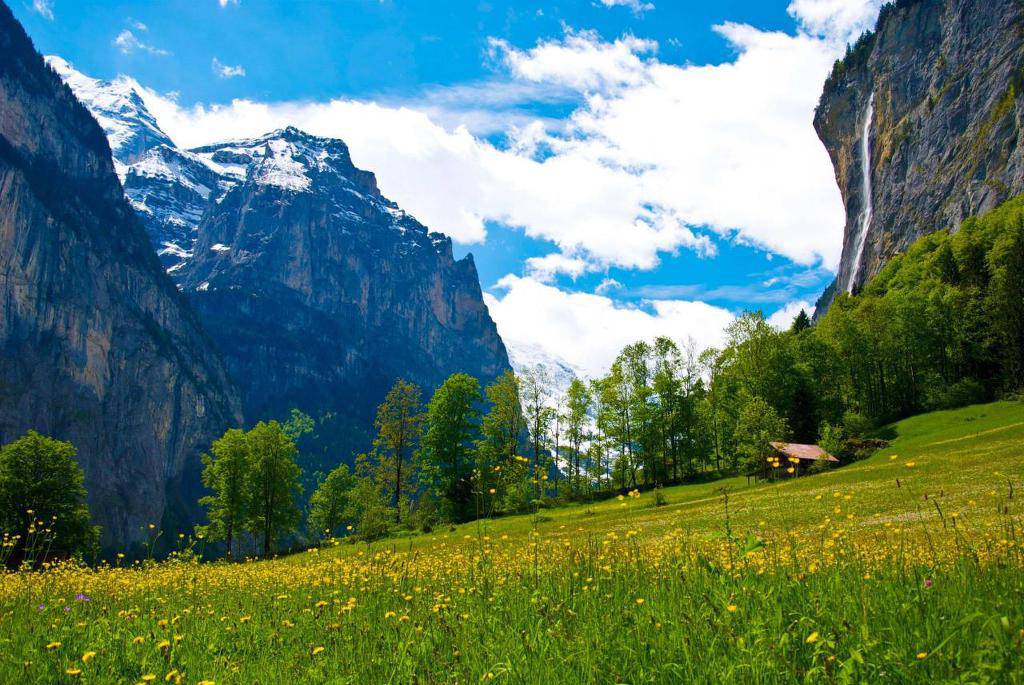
845 93 875 293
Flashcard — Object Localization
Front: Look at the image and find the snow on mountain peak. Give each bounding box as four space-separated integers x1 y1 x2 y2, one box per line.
45 55 173 165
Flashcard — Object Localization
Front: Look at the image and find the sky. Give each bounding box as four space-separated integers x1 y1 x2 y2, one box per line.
13 0 883 377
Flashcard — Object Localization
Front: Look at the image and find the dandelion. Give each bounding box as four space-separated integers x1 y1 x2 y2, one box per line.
45 641 62 650
66 667 82 677
141 675 157 683
726 604 737 613
81 651 96 663
917 652 928 660
635 598 645 605
806 631 819 644
312 646 325 655
905 462 916 468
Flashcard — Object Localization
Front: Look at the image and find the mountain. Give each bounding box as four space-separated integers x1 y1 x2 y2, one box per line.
179 127 510 455
0 5 241 549
45 56 232 274
507 342 586 400
50 59 511 465
813 0 1024 314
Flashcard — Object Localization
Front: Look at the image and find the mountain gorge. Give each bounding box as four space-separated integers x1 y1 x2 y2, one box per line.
0 5 241 548
814 0 1024 313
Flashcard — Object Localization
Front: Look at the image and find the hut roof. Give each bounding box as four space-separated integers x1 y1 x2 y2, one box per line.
769 442 839 463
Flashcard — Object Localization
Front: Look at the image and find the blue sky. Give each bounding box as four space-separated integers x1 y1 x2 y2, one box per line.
14 0 882 375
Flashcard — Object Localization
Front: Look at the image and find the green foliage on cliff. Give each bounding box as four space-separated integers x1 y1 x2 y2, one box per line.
822 194 1024 416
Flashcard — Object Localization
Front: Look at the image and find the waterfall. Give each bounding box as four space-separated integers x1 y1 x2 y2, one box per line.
845 93 874 293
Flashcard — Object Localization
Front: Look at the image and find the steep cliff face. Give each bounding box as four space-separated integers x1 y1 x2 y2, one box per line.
0 4 241 548
180 129 510 449
814 0 1024 313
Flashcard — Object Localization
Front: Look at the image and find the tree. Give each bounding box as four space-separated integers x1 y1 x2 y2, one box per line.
198 428 250 560
372 379 424 523
734 395 789 480
246 421 302 556
791 309 812 333
346 467 392 541
478 371 526 510
564 378 591 493
419 373 482 522
307 463 356 540
0 431 97 563
988 219 1024 388
520 365 554 497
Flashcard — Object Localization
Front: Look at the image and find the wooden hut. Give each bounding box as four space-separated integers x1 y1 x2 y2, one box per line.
766 442 838 478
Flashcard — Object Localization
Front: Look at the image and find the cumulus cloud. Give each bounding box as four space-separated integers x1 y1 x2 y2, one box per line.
218 0 239 6
489 30 657 93
113 29 169 56
485 275 734 378
212 57 246 79
32 0 54 20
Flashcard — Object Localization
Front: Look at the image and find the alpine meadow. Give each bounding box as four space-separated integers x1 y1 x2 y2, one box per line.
1 0 1023 683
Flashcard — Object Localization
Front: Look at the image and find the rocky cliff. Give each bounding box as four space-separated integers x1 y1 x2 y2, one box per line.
180 129 510 458
814 0 1024 313
0 4 241 549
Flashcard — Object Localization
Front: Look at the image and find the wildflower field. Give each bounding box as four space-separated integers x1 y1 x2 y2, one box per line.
2 401 1023 684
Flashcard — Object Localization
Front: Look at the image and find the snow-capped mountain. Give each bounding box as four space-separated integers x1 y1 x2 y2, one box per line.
507 341 586 399
46 56 173 167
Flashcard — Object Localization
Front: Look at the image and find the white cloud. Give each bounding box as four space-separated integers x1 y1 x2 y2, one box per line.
599 0 655 13
788 0 882 43
485 275 734 378
489 29 657 93
525 253 589 282
218 0 239 6
767 299 815 330
211 57 246 79
33 0 54 20
595 277 623 295
113 30 169 56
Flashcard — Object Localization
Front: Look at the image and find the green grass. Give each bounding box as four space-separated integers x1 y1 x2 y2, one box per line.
1 401 1022 683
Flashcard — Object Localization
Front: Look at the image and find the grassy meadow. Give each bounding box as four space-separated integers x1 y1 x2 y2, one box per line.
1 400 1023 683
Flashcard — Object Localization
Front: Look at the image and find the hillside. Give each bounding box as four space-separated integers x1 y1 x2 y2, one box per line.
3 400 1021 682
